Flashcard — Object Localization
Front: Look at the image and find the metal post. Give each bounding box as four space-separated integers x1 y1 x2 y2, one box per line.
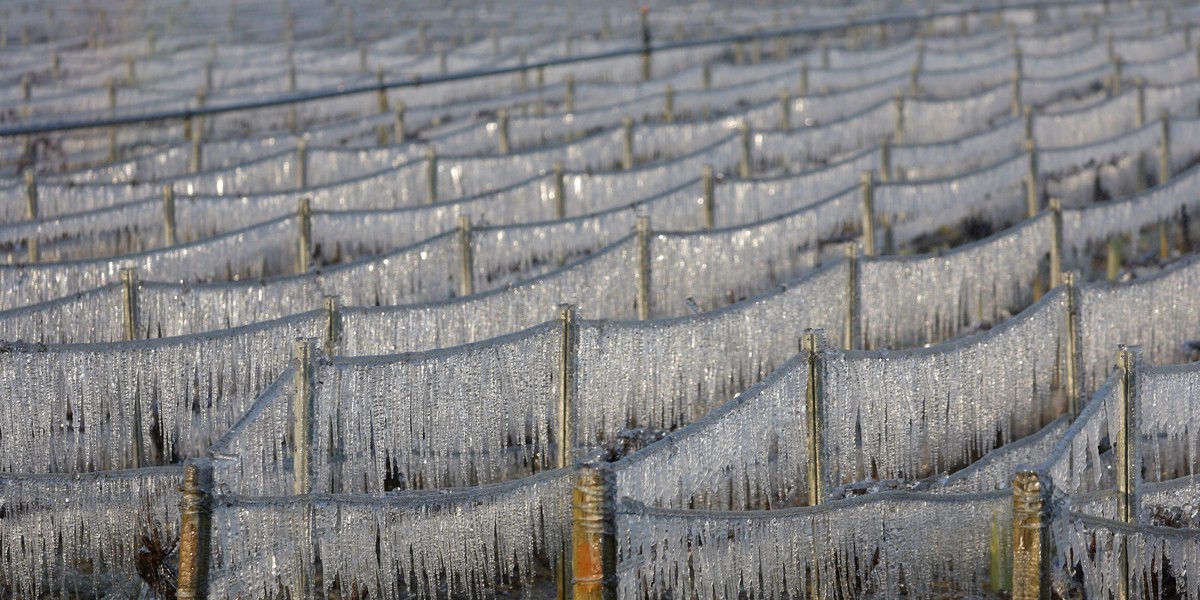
860 171 877 256
801 330 826 505
120 267 139 341
1115 345 1141 600
393 101 406 143
24 170 37 263
564 74 575 113
162 184 176 246
779 90 791 130
293 340 316 496
295 139 307 189
738 120 752 178
425 145 438 203
1049 198 1063 289
457 214 474 296
843 244 859 349
892 90 905 144
663 85 674 123
1062 271 1081 417
1011 469 1053 600
296 198 312 274
621 117 634 170
635 215 651 320
571 462 617 600
1158 109 1171 184
1026 140 1039 217
701 165 715 229
176 463 212 600
323 296 341 356
498 109 510 155
554 161 567 219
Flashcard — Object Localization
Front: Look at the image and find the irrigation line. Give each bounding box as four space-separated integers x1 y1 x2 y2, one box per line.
0 0 1120 137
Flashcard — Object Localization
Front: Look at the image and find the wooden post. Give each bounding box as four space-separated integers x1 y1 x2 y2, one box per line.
190 117 203 174
375 68 387 113
892 90 905 144
798 61 808 97
801 330 826 504
621 117 634 170
120 268 139 341
1115 345 1141 600
323 296 341 356
571 463 617 600
564 74 575 113
1107 237 1122 281
51 51 60 80
498 109 511 155
296 198 312 274
663 85 674 124
1160 220 1171 260
879 137 892 182
738 120 751 178
553 161 566 219
843 245 859 349
24 170 37 263
292 340 316 495
393 101 406 143
295 139 307 189
176 463 212 600
1135 78 1146 128
702 62 712 91
1062 272 1081 417
1026 140 1039 217
107 79 118 163
860 171 877 256
779 90 791 131
1158 109 1171 184
701 165 715 229
425 146 438 203
457 215 474 296
1048 198 1063 289
908 65 919 97
1011 469 1053 599
1011 57 1022 117
287 61 298 133
635 215 651 320
1110 55 1123 97
556 303 578 600
162 184 176 246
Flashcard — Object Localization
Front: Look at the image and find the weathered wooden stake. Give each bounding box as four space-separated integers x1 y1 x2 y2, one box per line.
1115 344 1141 600
779 90 791 130
1062 271 1082 417
425 145 438 203
738 120 752 178
176 463 212 600
571 463 616 600
295 139 308 189
24 170 37 262
1049 198 1063 288
1011 469 1053 599
1158 109 1171 185
621 117 634 170
635 215 651 320
843 245 860 349
323 296 341 356
879 137 892 182
801 330 826 505
393 101 406 143
120 267 139 341
296 198 312 274
498 109 511 154
663 85 674 123
798 61 809 96
292 340 316 495
554 161 567 219
701 165 715 229
860 171 877 256
892 90 905 144
1160 219 1171 260
1025 140 1040 217
564 74 575 113
457 214 474 296
162 184 176 246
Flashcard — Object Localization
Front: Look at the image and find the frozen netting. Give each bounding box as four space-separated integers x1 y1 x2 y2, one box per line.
0 198 165 263
0 312 323 472
933 415 1071 495
859 213 1052 348
0 283 125 343
1041 371 1121 496
577 262 845 448
718 152 870 224
1140 363 1200 484
1041 122 1160 210
1169 117 1200 173
1054 511 1200 599
616 490 1010 600
1063 164 1200 265
339 235 640 355
209 468 570 600
0 467 182 599
0 216 300 310
875 155 1028 249
754 100 893 166
1020 63 1110 109
824 288 1068 490
889 117 1024 181
313 323 558 492
211 367 297 497
1033 89 1138 148
649 205 839 316
611 354 810 511
1078 256 1200 388
901 83 1011 144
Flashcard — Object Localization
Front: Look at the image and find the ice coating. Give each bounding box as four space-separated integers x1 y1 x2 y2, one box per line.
1054 511 1200 599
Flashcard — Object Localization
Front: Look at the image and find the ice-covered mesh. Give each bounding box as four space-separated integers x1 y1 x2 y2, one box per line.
579 262 845 450
1041 371 1121 496
616 490 1010 600
0 283 125 343
933 415 1071 495
890 117 1024 181
719 154 868 224
1054 511 1200 600
1079 256 1200 389
825 288 1068 490
756 100 894 167
1035 89 1138 147
875 155 1028 247
1021 63 1110 109
859 214 1052 349
210 367 296 497
611 354 809 511
902 83 1010 144
209 469 571 600
0 312 323 472
1042 120 1160 208
340 236 640 355
0 467 182 599
1140 364 1200 484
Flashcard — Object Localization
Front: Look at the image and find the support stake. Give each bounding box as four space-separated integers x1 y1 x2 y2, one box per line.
457 214 474 296
1115 345 1141 600
1158 109 1171 184
176 463 212 600
843 244 860 349
860 172 877 256
162 184 176 246
323 296 341 356
572 463 617 600
296 198 312 274
1011 469 1053 600
779 90 791 130
635 215 651 320
621 117 634 170
295 139 308 189
1025 140 1040 217
120 268 139 341
801 330 826 504
663 85 674 123
1049 198 1063 288
498 109 511 154
24 170 37 262
292 340 317 496
1062 272 1082 417
701 165 715 229
393 101 406 143
738 120 752 178
554 161 567 219
425 146 438 203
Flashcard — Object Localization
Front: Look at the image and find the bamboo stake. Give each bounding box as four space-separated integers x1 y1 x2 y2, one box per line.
701 165 715 229
176 463 213 600
892 90 905 144
293 340 316 496
1107 237 1122 281
457 214 474 296
323 295 341 356
296 197 312 274
635 215 651 320
860 171 877 256
571 463 616 600
554 161 566 219
843 245 860 350
1011 469 1053 600
555 302 578 600
24 170 37 263
162 184 176 246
